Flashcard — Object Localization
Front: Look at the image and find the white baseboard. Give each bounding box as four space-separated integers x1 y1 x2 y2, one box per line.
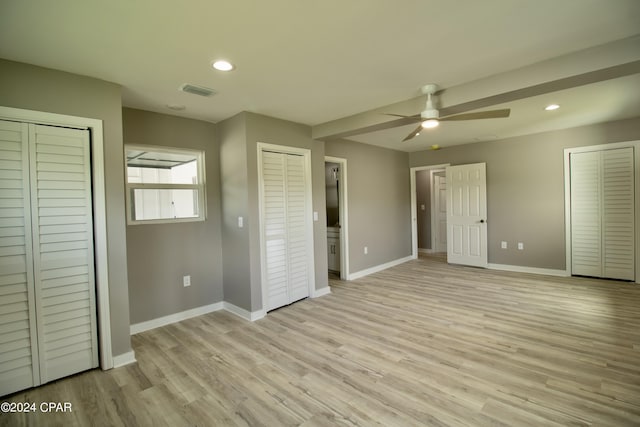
348 255 414 280
311 286 331 298
130 302 224 335
488 263 569 277
224 302 266 321
112 351 137 368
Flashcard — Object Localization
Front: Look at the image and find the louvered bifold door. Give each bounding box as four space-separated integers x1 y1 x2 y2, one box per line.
0 120 40 396
262 152 289 311
261 151 311 311
571 147 635 281
28 124 98 384
285 154 310 303
571 151 602 277
602 148 634 281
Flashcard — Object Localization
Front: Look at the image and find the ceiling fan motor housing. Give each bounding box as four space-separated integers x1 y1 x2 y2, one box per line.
419 84 440 120
421 107 439 120
421 91 439 120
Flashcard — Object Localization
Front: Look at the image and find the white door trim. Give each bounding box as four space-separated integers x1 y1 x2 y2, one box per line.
257 142 316 312
410 164 450 258
0 106 113 369
432 171 447 253
325 156 349 280
564 140 640 283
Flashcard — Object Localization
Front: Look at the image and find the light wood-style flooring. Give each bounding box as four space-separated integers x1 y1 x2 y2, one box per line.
3 255 640 426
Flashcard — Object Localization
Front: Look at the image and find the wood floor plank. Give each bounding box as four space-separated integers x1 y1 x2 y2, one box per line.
2 255 640 426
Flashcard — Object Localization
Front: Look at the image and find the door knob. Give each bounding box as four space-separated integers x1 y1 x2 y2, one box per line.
480 219 485 223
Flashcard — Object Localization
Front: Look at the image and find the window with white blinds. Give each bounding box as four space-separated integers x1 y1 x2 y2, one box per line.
125 145 205 224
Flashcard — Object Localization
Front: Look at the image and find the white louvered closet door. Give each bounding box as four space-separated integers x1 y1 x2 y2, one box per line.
0 120 39 396
284 154 310 303
261 151 311 311
0 120 98 396
570 147 635 281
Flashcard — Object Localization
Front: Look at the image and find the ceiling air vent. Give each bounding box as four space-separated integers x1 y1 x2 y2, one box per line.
180 84 217 97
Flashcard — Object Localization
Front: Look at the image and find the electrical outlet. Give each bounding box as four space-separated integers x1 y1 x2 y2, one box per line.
501 241 507 249
183 275 191 287
518 242 524 250
364 246 368 254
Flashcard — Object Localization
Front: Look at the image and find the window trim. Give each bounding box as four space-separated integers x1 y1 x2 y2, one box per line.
124 144 206 225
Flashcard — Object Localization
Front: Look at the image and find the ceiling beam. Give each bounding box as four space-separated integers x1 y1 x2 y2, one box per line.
312 35 640 141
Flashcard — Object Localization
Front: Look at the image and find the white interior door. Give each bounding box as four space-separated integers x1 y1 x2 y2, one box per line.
260 149 312 312
446 163 487 267
0 120 98 396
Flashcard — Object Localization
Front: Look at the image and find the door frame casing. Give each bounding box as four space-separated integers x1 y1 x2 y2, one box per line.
432 171 447 253
324 156 349 280
257 142 316 311
0 106 114 369
564 140 640 283
410 164 450 258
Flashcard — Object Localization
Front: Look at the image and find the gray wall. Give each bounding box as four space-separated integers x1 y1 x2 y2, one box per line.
325 139 412 273
410 116 640 270
219 112 329 312
0 59 131 356
218 113 252 310
122 108 223 324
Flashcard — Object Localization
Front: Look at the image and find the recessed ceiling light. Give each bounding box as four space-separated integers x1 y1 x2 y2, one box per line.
212 60 235 71
421 119 439 129
545 104 560 111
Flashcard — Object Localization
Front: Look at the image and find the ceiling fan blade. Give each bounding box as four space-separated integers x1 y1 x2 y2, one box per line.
403 125 423 142
440 109 510 121
384 113 422 121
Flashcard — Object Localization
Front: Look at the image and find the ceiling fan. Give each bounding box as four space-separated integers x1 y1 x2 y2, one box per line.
387 84 511 142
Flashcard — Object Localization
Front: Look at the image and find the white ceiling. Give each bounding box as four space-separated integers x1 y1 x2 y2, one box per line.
1 0 639 152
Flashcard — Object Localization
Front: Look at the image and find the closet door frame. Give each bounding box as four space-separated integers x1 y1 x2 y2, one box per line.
564 140 640 283
0 106 114 368
257 142 315 312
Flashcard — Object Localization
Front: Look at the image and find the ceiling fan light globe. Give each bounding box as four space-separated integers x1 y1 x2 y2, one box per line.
421 119 439 129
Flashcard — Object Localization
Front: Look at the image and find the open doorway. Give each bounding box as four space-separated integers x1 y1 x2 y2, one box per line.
410 164 449 258
325 157 349 280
